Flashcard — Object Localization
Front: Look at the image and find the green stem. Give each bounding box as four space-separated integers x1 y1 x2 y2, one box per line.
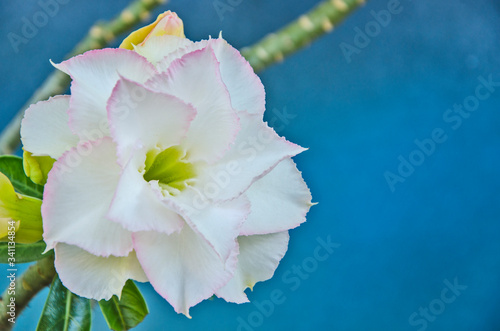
241 0 367 72
0 0 168 155
0 256 56 330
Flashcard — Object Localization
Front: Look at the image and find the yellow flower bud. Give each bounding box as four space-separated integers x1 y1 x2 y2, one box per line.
120 11 185 50
0 172 43 243
23 150 56 186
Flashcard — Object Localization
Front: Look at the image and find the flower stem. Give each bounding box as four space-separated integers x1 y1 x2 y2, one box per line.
0 256 56 330
241 0 367 72
0 0 168 155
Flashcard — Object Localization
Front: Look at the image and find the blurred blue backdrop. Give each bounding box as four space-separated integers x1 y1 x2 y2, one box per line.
1 0 499 330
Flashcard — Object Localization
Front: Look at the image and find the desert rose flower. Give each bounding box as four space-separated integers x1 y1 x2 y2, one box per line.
20 11 313 316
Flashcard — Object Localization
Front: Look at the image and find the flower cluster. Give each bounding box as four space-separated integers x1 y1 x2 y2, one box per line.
20 11 313 316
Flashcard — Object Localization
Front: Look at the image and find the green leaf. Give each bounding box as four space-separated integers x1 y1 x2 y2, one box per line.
0 240 52 264
37 276 91 331
99 280 149 330
0 155 44 199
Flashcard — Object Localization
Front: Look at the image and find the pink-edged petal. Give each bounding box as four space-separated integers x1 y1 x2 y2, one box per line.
146 46 239 163
156 37 266 115
216 231 289 303
107 78 196 165
195 111 306 201
107 153 184 234
168 190 250 262
42 137 133 257
133 226 239 317
53 49 157 139
55 243 147 301
206 38 266 115
155 39 204 72
134 35 194 65
241 159 313 235
20 95 79 158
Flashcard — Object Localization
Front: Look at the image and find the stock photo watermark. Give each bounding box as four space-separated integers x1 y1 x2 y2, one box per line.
236 236 340 331
178 106 298 216
339 0 404 63
213 0 244 21
408 277 467 331
384 74 499 192
7 0 70 53
51 88 300 225
52 82 146 177
4 220 18 324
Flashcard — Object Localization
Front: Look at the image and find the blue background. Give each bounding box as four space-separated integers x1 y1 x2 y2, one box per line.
1 0 499 330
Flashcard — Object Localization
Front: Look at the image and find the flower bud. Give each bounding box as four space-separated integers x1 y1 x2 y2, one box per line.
0 172 43 243
23 150 55 185
120 11 185 50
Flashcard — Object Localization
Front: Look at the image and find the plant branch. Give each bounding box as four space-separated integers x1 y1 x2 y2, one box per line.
0 0 168 155
0 256 56 330
241 0 367 72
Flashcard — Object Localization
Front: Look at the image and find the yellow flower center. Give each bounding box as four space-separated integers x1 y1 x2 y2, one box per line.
143 146 196 195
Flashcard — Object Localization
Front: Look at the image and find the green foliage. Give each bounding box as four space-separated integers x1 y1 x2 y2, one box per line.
99 280 149 330
0 240 51 264
0 155 44 199
37 276 91 331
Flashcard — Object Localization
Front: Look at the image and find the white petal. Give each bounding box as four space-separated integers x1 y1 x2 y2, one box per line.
42 137 133 257
207 38 266 115
107 153 185 234
107 78 196 165
195 111 306 201
55 243 147 301
53 49 156 139
241 159 313 235
134 35 194 65
133 227 239 317
21 95 79 158
155 39 204 72
169 190 250 262
146 46 239 163
156 38 266 115
216 232 290 303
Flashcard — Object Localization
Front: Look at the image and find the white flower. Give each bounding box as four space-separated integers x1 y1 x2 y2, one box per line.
20 13 313 317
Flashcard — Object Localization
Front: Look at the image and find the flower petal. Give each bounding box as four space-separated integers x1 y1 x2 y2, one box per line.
216 231 289 303
241 159 313 235
155 39 203 72
20 95 78 159
133 226 239 317
42 137 132 257
156 37 266 115
168 190 250 262
53 49 156 139
107 153 185 234
55 243 147 301
206 38 266 115
107 78 196 165
196 111 306 201
134 35 194 65
146 46 239 163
